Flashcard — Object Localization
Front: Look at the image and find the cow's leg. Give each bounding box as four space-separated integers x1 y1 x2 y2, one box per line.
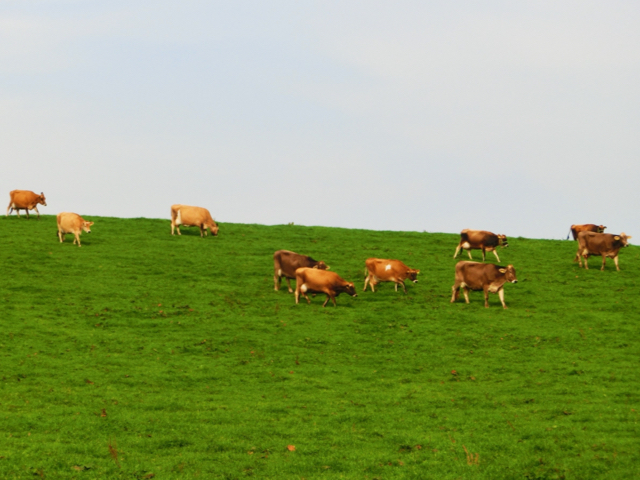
274 272 281 291
493 250 501 262
199 225 205 237
451 283 460 303
34 206 40 219
58 230 64 243
481 248 486 262
583 254 589 270
601 255 607 271
285 277 294 293
16 208 20 218
498 288 507 309
363 275 369 292
176 226 181 235
467 249 473 260
171 222 175 235
613 255 620 271
74 233 82 247
483 287 490 308
462 287 470 304
453 244 461 259
399 281 407 294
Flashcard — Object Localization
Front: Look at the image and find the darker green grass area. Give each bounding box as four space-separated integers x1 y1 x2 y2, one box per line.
1 215 639 478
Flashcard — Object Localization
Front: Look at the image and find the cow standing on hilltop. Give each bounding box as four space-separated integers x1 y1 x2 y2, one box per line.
568 224 606 240
575 232 632 271
453 229 508 262
273 250 329 292
363 258 419 293
170 205 218 237
57 212 93 247
6 190 47 219
451 261 518 309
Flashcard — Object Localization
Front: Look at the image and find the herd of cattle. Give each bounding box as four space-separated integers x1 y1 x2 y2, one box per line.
6 190 634 309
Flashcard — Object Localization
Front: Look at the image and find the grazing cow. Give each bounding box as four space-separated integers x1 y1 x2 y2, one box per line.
274 250 329 292
568 224 606 240
170 204 218 237
453 229 508 262
363 258 420 293
295 268 357 307
575 232 632 271
451 261 518 309
57 212 93 247
6 190 47 219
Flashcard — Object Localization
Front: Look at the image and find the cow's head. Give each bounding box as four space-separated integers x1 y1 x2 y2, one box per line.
315 261 329 271
345 282 357 297
615 233 632 247
597 225 606 233
82 221 94 233
407 268 420 283
499 265 517 283
498 235 509 247
39 192 47 206
210 223 219 236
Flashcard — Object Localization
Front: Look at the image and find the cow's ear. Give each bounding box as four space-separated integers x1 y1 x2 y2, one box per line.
499 268 506 273
614 236 620 240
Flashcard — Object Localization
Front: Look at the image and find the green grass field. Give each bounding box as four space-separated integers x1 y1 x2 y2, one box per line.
1 215 639 479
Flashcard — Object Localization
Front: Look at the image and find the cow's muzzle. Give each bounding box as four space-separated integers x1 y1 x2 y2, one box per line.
412 280 418 284
511 279 518 283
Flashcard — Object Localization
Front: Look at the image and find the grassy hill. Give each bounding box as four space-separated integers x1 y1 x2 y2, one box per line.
1 215 639 479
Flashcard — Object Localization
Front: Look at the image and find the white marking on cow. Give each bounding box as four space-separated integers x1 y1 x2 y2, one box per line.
176 209 182 225
488 284 500 293
301 284 308 293
462 242 471 249
385 264 392 271
460 282 468 289
277 269 282 276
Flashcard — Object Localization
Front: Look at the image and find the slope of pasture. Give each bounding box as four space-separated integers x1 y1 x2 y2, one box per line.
0 215 638 479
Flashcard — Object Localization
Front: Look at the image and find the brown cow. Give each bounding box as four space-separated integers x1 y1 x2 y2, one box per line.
451 261 518 309
170 204 218 237
453 229 508 262
6 190 47 219
568 224 606 240
363 258 420 293
575 232 632 271
274 250 329 292
295 268 357 307
57 212 93 247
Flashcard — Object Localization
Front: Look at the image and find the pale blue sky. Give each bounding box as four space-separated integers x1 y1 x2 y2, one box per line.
2 1 639 239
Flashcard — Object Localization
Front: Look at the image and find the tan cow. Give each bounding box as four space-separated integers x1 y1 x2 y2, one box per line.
453 229 508 262
451 261 518 309
57 212 94 247
170 204 219 237
295 268 357 307
568 224 606 240
363 258 420 293
575 232 632 271
273 250 329 292
6 190 47 219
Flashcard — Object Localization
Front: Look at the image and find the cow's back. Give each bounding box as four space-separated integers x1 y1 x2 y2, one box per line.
57 212 82 232
456 261 498 287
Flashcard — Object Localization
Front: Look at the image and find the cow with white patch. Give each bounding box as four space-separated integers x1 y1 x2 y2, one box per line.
568 224 606 240
273 250 329 292
295 268 357 307
453 229 508 262
57 212 94 247
6 190 47 219
575 232 632 271
170 204 219 237
451 261 518 309
363 258 420 293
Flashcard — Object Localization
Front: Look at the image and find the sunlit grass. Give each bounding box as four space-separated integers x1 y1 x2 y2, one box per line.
1 215 638 478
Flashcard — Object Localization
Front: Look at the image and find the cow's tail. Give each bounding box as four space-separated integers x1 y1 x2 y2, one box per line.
566 227 572 241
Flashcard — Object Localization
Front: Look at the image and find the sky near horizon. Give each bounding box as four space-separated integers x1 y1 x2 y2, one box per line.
2 1 639 240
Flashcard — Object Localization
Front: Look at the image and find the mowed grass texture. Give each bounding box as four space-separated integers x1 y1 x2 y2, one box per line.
1 216 639 479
